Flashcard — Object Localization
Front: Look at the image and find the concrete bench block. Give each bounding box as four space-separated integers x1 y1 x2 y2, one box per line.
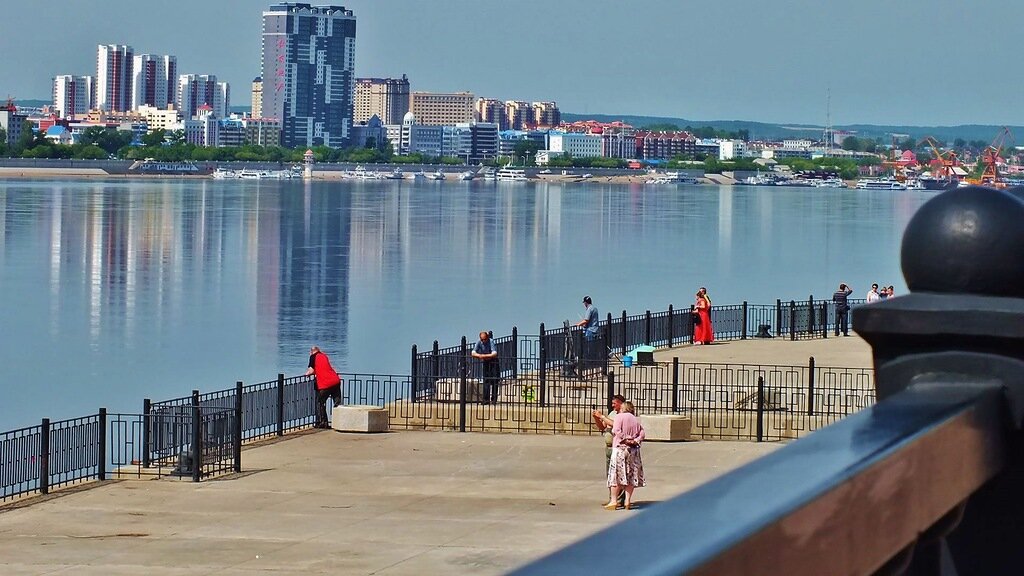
332 405 390 433
434 378 485 403
640 414 693 442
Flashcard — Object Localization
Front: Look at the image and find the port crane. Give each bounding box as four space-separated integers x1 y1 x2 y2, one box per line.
968 127 1013 188
923 137 961 179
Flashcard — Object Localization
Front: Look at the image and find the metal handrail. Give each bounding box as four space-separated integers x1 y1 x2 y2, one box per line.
509 381 1006 576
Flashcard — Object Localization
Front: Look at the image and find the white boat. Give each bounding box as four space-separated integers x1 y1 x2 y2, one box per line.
346 165 381 180
663 171 700 184
812 178 846 188
481 169 497 182
212 168 237 179
580 173 593 179
496 167 529 182
385 168 405 180
405 171 425 180
425 170 446 181
856 177 907 190
238 169 264 180
459 171 475 181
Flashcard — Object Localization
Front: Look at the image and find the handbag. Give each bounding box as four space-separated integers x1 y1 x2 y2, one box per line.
693 311 702 325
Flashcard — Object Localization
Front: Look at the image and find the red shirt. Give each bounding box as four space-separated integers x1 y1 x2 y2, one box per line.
308 352 341 390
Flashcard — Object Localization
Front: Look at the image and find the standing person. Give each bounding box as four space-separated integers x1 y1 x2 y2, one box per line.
866 283 881 303
305 346 342 429
472 330 500 405
693 287 714 345
576 296 601 371
832 283 854 336
886 285 895 298
605 401 646 510
592 395 626 506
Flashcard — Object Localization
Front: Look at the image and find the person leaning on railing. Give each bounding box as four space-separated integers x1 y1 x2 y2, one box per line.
832 283 853 336
305 345 342 429
471 331 500 405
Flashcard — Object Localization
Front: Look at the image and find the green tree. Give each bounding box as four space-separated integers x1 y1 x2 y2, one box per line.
513 140 542 166
841 136 862 151
140 129 167 148
898 137 917 151
953 138 967 149
72 144 108 160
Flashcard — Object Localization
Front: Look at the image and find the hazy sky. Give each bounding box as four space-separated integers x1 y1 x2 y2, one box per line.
3 0 1022 126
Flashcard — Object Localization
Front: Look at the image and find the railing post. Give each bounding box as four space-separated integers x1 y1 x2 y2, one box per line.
756 376 765 443
820 303 828 339
789 301 796 341
538 323 547 407
807 357 816 416
620 310 627 355
459 336 468 433
39 418 50 495
234 381 243 473
672 357 680 413
606 371 615 413
807 295 815 335
511 326 519 380
276 373 285 436
410 344 418 397
668 304 674 347
742 301 748 340
142 398 152 468
432 340 440 398
775 298 782 338
645 310 652 345
690 305 696 344
192 389 200 407
191 404 202 482
97 408 107 481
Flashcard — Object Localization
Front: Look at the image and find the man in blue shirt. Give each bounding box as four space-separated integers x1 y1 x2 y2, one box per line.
576 296 600 341
472 330 501 404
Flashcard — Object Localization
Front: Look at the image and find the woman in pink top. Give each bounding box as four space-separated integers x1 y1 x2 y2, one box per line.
605 401 646 510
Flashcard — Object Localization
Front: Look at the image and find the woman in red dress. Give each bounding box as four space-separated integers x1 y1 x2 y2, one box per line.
693 287 714 345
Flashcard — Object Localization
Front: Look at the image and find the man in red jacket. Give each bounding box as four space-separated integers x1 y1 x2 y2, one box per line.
305 346 342 429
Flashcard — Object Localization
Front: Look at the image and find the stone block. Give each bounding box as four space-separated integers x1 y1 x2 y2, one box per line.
332 405 390 433
434 378 484 403
640 414 692 442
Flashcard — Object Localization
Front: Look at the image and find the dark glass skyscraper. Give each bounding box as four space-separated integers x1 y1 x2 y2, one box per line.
261 3 356 149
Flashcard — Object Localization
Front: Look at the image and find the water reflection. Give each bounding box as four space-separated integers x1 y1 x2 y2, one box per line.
0 180 930 428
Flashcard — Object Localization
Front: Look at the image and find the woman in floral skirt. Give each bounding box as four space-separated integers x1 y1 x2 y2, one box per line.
605 401 646 510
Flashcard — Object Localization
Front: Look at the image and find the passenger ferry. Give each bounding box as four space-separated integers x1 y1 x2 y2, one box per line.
496 167 529 182
856 177 907 190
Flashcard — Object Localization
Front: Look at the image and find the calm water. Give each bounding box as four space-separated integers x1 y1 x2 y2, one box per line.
0 178 932 429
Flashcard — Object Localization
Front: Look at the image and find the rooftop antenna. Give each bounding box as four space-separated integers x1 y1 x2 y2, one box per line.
823 87 833 153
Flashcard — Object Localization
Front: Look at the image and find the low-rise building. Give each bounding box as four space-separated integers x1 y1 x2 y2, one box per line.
0 106 29 146
137 105 181 132
242 117 281 147
635 130 696 160
350 114 388 150
547 131 602 158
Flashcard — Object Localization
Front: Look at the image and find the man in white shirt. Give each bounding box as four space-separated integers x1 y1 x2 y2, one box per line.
866 283 881 303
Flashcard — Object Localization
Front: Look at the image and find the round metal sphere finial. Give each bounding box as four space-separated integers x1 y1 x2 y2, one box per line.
901 186 1024 297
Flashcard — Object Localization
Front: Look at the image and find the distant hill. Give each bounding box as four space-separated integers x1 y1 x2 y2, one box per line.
12 99 50 108
563 112 1023 144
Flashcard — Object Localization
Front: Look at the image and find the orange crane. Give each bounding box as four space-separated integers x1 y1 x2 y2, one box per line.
968 127 1013 188
923 137 961 178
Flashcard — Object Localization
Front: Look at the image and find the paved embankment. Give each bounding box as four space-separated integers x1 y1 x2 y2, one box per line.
0 430 775 575
651 334 873 368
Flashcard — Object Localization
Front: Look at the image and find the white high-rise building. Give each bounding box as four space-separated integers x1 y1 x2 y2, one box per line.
177 74 230 119
131 54 177 110
53 75 94 118
96 44 134 112
261 3 357 148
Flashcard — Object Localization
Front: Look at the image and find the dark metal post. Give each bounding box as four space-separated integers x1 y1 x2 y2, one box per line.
234 381 243 473
606 371 615 413
538 323 547 407
620 310 627 355
668 304 675 347
410 344 418 396
191 404 202 482
807 356 816 416
511 326 519 380
142 398 152 468
756 376 765 443
690 305 696 344
789 301 796 341
40 418 50 495
775 298 782 338
645 310 652 345
820 303 828 339
97 408 107 481
276 373 285 436
459 336 468 433
742 301 748 340
807 295 815 335
672 357 680 413
431 340 440 400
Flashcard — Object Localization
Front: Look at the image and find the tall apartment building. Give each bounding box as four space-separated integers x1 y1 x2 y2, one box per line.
177 74 229 119
251 77 263 118
261 3 357 149
96 44 134 112
354 75 410 125
409 91 475 126
532 101 560 128
504 100 532 130
53 75 94 118
475 98 506 129
0 104 28 147
131 54 177 110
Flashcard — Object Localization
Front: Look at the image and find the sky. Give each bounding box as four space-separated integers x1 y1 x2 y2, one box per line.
2 0 1022 127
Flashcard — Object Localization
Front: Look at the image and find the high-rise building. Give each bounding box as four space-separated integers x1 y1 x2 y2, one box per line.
251 77 263 118
475 98 506 129
504 100 531 130
532 101 560 128
410 91 475 126
96 44 134 112
131 54 176 110
177 74 229 119
53 75 94 118
0 103 28 147
354 75 410 125
261 3 357 149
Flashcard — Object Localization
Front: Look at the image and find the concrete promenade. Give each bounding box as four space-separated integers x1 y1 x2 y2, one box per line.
651 333 873 368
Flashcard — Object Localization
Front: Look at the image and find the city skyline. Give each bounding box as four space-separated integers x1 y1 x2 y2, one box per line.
3 0 1024 127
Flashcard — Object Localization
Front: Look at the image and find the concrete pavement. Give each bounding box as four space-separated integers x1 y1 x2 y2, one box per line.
0 430 776 575
652 334 873 368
